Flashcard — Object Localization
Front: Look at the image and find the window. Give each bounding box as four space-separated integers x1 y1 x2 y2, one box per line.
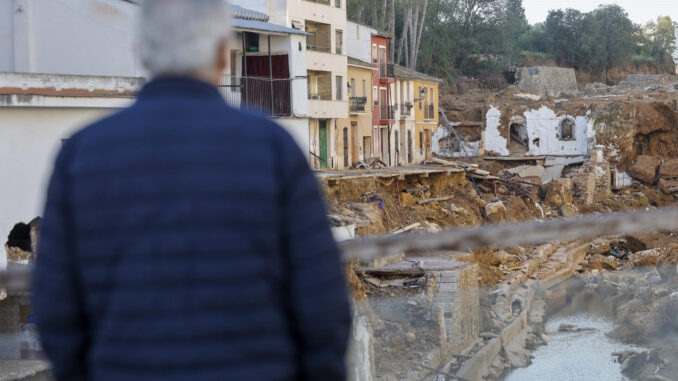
335 76 343 100
560 118 575 140
350 78 356 97
335 0 341 8
372 44 378 63
418 87 424 110
244 32 259 53
373 86 378 105
419 131 423 150
335 30 343 54
362 79 366 97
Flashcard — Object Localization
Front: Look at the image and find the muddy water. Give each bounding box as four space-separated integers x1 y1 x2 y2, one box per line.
503 313 645 381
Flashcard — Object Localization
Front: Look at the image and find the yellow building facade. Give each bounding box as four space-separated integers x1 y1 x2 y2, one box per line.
413 79 441 162
336 58 375 169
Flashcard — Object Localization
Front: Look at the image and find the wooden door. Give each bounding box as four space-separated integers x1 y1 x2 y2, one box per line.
319 120 328 168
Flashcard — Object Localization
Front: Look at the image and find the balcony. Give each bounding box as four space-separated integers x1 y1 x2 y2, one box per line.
350 97 367 113
379 63 395 79
307 44 331 53
400 103 412 117
306 21 332 53
380 104 396 121
218 75 292 117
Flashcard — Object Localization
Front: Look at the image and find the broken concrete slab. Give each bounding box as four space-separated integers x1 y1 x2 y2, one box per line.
541 165 565 184
611 169 633 190
543 156 586 167
629 155 661 184
501 165 546 179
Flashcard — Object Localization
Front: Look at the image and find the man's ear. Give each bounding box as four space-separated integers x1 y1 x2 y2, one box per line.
217 38 229 74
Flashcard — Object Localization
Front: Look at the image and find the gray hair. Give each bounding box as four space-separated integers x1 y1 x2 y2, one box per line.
139 0 231 77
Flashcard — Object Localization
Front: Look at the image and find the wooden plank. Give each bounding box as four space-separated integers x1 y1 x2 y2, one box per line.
417 196 455 205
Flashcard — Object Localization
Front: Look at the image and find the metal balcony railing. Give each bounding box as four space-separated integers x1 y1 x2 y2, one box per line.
350 97 367 113
308 92 332 101
380 104 396 120
303 0 331 4
379 63 395 79
307 44 331 53
400 103 412 117
218 75 292 117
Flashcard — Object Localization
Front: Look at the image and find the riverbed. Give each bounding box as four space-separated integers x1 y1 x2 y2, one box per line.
503 312 646 381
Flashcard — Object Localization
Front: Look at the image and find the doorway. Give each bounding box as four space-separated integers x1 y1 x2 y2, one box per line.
351 122 358 164
318 120 328 168
380 126 389 165
363 136 372 159
343 127 349 168
424 129 431 159
509 117 528 155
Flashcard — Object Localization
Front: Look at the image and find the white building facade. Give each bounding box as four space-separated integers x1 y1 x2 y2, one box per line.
0 0 312 266
265 0 349 169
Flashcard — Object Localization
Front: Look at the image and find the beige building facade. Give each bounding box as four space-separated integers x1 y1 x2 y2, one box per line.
268 0 349 169
336 58 375 169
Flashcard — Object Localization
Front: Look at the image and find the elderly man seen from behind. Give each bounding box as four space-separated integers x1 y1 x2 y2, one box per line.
32 1 351 380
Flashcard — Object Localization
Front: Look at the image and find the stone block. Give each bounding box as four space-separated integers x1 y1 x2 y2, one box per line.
629 155 661 184
484 201 506 224
544 178 574 207
559 203 579 218
658 178 678 194
572 171 596 205
660 159 678 178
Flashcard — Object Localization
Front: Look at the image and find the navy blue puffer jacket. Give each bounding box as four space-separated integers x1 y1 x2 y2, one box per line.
33 78 351 381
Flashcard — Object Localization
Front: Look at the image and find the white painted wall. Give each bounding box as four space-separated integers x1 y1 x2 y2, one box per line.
229 0 267 14
0 1 13 71
483 105 589 157
0 0 142 77
523 106 588 156
0 107 117 265
277 117 310 157
346 21 375 63
484 106 509 156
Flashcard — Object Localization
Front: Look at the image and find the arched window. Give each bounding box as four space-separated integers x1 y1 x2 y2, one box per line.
560 118 575 140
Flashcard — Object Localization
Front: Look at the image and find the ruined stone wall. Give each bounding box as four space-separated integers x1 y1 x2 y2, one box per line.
437 263 480 354
517 67 578 97
484 105 590 157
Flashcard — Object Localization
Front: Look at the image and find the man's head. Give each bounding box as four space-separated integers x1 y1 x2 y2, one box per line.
139 0 231 84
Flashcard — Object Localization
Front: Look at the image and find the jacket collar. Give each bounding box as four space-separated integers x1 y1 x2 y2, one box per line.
137 76 223 100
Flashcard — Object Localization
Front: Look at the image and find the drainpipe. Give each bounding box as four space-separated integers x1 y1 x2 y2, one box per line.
242 33 248 105
268 35 274 115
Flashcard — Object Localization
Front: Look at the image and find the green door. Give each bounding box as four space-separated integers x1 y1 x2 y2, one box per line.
319 120 328 168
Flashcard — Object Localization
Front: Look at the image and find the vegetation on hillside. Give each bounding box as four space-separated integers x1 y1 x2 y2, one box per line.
348 0 677 80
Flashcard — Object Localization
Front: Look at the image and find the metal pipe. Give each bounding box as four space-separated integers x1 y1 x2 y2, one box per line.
268 35 274 115
242 32 248 103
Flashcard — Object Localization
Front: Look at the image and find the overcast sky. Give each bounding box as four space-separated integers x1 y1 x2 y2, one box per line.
523 0 678 26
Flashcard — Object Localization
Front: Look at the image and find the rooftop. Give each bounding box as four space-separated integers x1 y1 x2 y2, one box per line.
348 57 376 69
393 65 443 84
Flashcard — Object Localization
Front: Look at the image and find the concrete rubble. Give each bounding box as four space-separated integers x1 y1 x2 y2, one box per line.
323 76 678 380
